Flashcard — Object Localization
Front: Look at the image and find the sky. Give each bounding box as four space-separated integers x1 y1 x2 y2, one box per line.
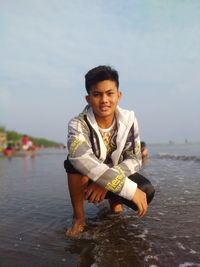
0 0 200 144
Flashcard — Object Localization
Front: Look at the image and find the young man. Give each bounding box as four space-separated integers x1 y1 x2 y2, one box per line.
64 65 155 238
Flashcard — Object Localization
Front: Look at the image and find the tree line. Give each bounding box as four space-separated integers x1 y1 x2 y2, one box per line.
0 126 64 148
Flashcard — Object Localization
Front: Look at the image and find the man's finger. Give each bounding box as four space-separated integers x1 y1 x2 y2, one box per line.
89 191 101 203
88 192 96 203
99 191 106 202
140 202 148 217
84 189 91 200
137 202 143 217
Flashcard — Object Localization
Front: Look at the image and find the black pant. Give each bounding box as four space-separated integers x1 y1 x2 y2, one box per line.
64 159 155 211
105 172 155 211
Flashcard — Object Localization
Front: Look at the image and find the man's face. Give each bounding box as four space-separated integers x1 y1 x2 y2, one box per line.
86 80 121 121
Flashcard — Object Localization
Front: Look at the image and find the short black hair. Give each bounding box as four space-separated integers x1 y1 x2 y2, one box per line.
141 141 146 149
85 65 119 94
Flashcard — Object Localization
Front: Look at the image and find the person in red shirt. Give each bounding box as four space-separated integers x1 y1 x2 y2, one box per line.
22 135 29 151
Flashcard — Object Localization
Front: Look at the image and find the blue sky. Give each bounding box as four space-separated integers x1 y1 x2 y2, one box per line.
0 0 200 144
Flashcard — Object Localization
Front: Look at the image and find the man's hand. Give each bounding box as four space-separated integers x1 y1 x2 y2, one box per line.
84 182 107 203
132 188 148 217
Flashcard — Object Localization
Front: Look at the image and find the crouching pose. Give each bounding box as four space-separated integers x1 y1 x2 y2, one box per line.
64 65 155 238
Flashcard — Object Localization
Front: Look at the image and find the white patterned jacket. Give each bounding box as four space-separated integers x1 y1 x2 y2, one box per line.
67 105 142 200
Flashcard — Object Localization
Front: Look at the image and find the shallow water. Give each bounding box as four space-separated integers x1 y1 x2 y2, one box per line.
0 144 200 267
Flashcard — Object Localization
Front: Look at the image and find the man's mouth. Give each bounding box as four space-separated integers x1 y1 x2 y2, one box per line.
100 106 110 111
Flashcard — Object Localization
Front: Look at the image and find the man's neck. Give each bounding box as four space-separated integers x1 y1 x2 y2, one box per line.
95 116 115 129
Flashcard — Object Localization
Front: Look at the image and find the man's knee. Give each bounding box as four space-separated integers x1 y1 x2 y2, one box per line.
145 183 155 204
137 179 155 204
67 173 89 186
128 173 155 204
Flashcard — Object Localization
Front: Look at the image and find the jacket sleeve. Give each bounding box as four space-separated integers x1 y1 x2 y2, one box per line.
67 117 141 200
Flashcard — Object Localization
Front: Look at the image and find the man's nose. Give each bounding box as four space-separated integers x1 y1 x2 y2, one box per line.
101 94 108 102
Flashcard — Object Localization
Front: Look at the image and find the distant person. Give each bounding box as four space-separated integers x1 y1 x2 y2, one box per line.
29 141 36 158
16 141 21 151
141 141 149 162
64 65 155 238
28 140 33 150
22 135 29 151
3 143 14 157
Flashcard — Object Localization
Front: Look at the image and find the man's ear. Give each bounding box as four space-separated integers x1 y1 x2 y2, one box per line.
118 91 122 100
85 95 90 103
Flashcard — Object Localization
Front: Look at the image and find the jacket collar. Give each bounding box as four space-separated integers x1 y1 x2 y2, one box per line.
84 105 135 164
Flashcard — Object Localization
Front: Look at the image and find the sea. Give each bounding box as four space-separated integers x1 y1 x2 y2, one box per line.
0 143 200 267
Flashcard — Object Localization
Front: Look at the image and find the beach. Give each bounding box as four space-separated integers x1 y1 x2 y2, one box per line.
0 144 200 267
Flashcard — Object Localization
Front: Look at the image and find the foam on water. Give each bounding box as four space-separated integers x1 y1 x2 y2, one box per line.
178 263 200 267
157 153 200 162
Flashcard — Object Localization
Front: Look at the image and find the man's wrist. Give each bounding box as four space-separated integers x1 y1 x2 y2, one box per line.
119 178 137 200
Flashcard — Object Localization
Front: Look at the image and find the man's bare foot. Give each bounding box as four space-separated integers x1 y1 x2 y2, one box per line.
66 218 86 238
109 199 123 214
